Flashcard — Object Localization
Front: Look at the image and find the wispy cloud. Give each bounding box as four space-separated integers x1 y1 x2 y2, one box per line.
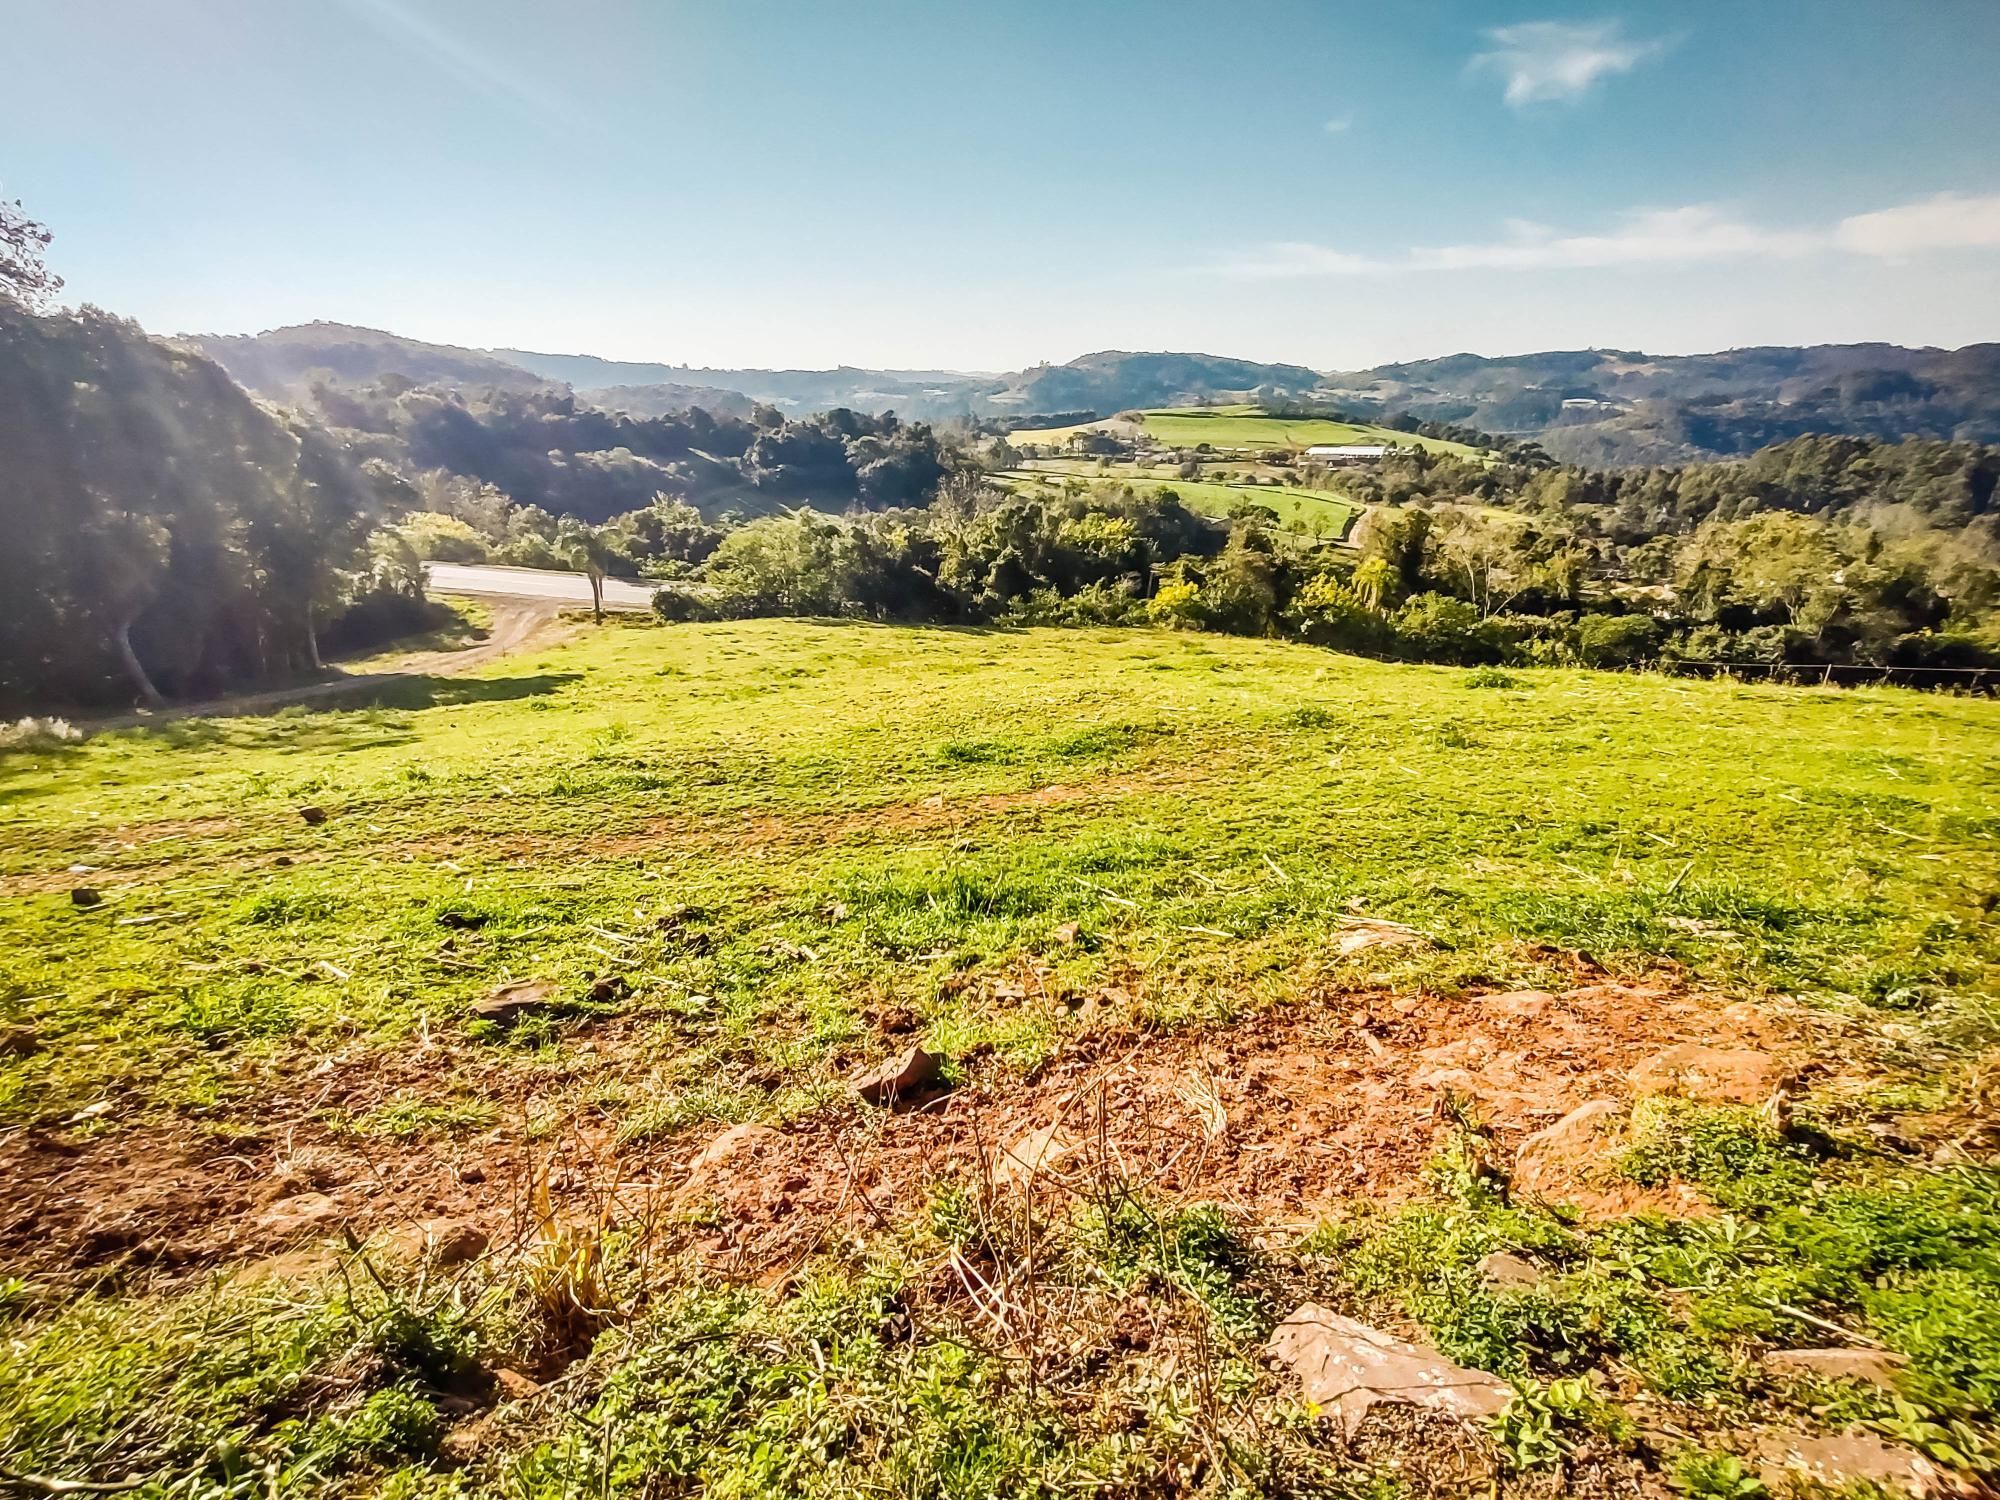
1834 192 2000 257
1212 193 2000 278
1411 207 1818 272
1323 114 1355 134
337 0 581 128
1470 18 1665 107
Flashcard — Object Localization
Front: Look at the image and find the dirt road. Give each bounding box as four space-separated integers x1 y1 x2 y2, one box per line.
83 597 567 733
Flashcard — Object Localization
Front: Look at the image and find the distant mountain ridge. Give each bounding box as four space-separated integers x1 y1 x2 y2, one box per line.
183 322 2000 463
186 321 549 395
1330 343 2000 464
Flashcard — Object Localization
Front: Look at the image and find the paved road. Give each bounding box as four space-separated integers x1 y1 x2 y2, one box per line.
425 562 657 612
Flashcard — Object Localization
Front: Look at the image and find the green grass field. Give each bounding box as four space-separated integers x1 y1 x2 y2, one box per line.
4 616 1998 1495
1013 404 1482 458
999 467 1363 537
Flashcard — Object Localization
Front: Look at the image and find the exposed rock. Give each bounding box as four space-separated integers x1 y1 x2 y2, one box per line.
1513 1099 1627 1198
1476 1251 1541 1289
255 1191 345 1239
1762 1347 1909 1389
992 1124 1081 1189
1629 1043 1783 1105
471 978 560 1026
0 1025 42 1058
1335 918 1430 957
1051 921 1082 945
853 1044 941 1106
378 1217 489 1267
1266 1304 1511 1437
69 886 102 908
491 1368 541 1402
297 805 328 826
687 1122 784 1180
1753 1431 1938 1495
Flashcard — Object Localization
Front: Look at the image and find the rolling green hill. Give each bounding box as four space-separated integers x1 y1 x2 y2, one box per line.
999 466 1362 537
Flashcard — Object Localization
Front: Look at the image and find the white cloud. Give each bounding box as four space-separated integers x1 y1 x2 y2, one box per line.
1470 19 1664 107
1410 206 1818 271
1835 192 2000 257
1323 114 1355 134
1213 193 2000 279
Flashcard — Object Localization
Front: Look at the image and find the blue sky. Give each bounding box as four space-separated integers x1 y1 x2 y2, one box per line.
7 0 1999 370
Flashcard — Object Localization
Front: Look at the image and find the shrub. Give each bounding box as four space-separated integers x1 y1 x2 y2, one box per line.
1391 593 1490 664
1573 612 1663 668
1006 581 1146 627
1147 579 1205 629
652 586 717 623
396 513 489 564
1289 573 1389 653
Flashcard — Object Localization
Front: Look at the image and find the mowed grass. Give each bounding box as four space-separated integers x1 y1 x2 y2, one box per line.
2 616 1996 1130
999 468 1362 536
1013 404 1482 457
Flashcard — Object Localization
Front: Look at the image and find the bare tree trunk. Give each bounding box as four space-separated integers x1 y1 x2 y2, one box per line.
304 611 322 672
114 619 165 708
589 572 604 623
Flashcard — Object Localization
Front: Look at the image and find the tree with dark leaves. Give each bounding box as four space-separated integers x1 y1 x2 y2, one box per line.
0 196 62 309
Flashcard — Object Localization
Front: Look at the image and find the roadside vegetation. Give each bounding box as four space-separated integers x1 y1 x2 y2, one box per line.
3 617 1998 1495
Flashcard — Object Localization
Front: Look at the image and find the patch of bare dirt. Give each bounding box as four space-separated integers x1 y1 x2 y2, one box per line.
2 771 1201 902
0 980 1805 1286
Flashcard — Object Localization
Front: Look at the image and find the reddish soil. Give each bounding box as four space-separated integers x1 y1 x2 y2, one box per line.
0 980 1806 1287
0 776 1174 899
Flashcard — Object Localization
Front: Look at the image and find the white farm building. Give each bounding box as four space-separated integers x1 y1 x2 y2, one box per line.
1301 444 1390 467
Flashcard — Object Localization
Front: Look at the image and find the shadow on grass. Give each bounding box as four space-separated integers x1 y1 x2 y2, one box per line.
334 671 582 712
109 672 584 756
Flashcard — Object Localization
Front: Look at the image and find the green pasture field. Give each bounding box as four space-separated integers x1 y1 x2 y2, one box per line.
1013 404 1482 458
3 616 1998 1496
999 468 1363 537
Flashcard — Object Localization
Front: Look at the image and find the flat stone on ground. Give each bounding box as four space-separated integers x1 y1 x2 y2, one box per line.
1761 1347 1909 1389
471 978 561 1026
1753 1432 1938 1495
1266 1304 1512 1437
852 1044 941 1106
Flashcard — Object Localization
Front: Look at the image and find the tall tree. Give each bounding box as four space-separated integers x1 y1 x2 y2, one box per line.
557 517 614 621
0 197 62 309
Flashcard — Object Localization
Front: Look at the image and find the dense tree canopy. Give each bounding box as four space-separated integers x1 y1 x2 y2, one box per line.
0 303 413 707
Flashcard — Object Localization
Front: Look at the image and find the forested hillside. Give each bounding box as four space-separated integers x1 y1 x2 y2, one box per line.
0 304 427 708
299 381 958 528
1330 343 2000 462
